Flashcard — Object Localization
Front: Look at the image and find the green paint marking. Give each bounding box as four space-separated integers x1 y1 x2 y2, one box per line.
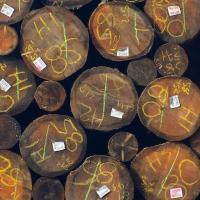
42 124 50 159
62 23 68 59
84 160 101 200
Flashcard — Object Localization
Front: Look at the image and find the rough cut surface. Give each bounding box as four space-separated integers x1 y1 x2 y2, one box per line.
19 114 87 177
21 6 89 80
138 77 200 141
131 142 200 200
0 150 32 200
70 66 138 131
190 129 200 157
144 0 200 43
89 1 154 61
65 155 134 200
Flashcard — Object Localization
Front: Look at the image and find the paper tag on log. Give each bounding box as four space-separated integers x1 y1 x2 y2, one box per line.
33 57 47 71
170 95 180 109
168 6 181 16
117 47 129 57
96 185 111 198
0 79 11 92
52 142 65 152
170 188 183 199
110 108 124 119
1 4 14 17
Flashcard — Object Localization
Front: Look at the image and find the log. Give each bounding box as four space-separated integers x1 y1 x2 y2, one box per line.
70 66 138 131
0 150 32 200
21 6 89 81
0 25 18 55
137 77 200 141
19 114 87 177
34 81 66 112
131 142 200 200
89 1 154 61
40 0 93 9
144 0 200 44
154 43 188 77
127 58 157 86
0 58 36 116
108 132 138 162
0 0 33 25
0 114 21 150
65 155 134 200
33 177 64 200
190 129 200 157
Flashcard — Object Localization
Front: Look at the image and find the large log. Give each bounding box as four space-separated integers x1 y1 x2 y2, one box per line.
131 142 200 200
21 6 89 81
0 25 18 55
32 177 64 200
190 129 200 157
137 77 200 141
19 114 87 177
70 66 138 131
108 132 138 162
0 114 21 150
127 58 157 86
0 58 36 116
89 1 154 61
144 0 200 43
0 0 33 24
34 81 66 112
40 0 93 9
0 150 32 200
65 155 134 200
154 43 188 77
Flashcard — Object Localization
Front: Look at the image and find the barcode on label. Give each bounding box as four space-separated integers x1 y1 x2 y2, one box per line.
0 79 11 92
170 95 181 109
33 57 47 71
1 4 14 17
110 108 124 119
170 188 183 199
52 142 65 152
168 6 181 16
96 185 111 198
117 47 129 57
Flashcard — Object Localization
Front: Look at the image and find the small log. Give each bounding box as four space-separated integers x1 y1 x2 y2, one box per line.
108 132 138 162
127 58 157 86
0 150 32 200
33 177 64 200
0 58 36 116
154 43 188 77
65 155 134 200
19 114 87 177
40 0 93 9
0 25 18 55
70 66 138 131
190 129 200 157
89 1 154 61
21 6 89 81
131 142 200 200
34 81 66 112
137 77 200 141
144 0 200 43
0 114 21 149
0 0 33 25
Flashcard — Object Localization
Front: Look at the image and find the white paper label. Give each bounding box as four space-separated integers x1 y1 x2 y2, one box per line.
170 95 181 109
168 6 181 16
96 185 111 198
170 188 183 199
1 4 14 17
33 57 47 71
117 47 129 57
52 142 65 152
0 79 11 92
110 108 124 119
